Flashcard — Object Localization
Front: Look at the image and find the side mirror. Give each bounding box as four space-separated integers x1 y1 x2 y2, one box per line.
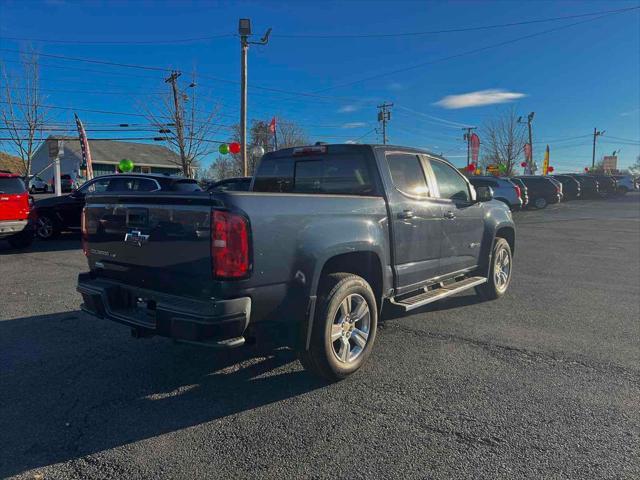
476 186 494 202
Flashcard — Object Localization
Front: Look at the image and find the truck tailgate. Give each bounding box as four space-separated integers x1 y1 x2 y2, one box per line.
84 193 215 297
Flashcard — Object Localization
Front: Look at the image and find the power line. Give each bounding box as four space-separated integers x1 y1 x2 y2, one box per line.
0 33 235 45
274 6 640 38
2 6 636 44
313 9 635 93
394 105 473 129
0 48 171 72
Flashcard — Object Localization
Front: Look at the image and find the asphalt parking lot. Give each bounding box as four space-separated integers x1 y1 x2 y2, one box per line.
1 194 639 479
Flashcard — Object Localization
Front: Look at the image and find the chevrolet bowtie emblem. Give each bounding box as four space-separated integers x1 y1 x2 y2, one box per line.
124 230 149 246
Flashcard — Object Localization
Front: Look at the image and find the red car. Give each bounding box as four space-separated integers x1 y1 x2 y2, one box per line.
0 172 35 248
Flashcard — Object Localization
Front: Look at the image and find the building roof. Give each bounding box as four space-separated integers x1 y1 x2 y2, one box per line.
0 151 25 175
43 136 182 169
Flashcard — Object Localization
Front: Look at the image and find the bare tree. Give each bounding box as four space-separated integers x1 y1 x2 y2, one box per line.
0 51 48 176
224 118 310 177
277 120 309 149
480 107 526 176
143 71 220 178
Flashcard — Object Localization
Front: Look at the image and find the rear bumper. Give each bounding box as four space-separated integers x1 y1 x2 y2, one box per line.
0 220 29 239
77 273 251 347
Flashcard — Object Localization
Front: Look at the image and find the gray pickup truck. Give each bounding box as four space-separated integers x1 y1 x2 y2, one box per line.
77 144 515 380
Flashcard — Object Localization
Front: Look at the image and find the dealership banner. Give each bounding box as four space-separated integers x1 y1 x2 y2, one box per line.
470 133 480 164
542 145 550 175
75 113 94 180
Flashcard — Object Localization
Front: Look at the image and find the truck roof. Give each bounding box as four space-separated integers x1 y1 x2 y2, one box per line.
265 143 449 162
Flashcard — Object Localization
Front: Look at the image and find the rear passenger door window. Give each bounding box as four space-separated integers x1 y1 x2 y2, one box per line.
386 153 430 197
429 159 470 202
293 156 373 195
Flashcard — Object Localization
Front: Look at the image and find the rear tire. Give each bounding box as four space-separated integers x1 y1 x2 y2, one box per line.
299 273 378 381
476 237 512 301
533 197 548 209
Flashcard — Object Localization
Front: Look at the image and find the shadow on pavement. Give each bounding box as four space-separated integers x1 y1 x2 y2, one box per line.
0 311 326 477
0 233 81 255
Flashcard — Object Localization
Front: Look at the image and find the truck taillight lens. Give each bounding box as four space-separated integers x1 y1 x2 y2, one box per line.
212 210 250 279
81 207 88 256
514 185 521 198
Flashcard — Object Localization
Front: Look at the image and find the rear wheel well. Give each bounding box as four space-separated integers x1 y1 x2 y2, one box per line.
495 227 515 255
318 252 383 307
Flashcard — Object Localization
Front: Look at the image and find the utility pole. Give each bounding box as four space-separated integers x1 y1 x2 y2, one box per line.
377 102 393 144
238 19 272 176
592 128 605 169
518 112 535 174
165 71 188 176
462 127 477 167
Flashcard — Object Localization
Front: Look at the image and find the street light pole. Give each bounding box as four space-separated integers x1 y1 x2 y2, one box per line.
238 19 271 177
240 35 248 177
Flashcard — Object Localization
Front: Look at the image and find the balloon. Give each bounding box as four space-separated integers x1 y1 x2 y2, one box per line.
520 161 527 168
498 164 507 173
466 163 476 172
547 166 554 173
229 142 241 154
251 145 265 157
219 144 230 155
119 158 134 172
584 167 589 172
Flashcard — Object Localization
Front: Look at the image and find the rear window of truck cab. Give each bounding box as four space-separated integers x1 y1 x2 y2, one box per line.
253 152 376 195
0 177 26 194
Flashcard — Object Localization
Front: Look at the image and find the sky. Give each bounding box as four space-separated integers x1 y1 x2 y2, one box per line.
0 0 639 172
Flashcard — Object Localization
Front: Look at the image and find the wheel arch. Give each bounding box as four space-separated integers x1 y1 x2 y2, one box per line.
303 249 386 351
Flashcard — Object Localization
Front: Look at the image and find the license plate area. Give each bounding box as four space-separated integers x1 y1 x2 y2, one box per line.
108 287 157 328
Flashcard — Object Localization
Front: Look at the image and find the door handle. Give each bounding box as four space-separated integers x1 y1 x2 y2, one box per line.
397 210 415 219
444 211 456 219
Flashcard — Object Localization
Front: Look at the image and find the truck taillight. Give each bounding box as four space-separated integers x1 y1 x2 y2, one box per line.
212 210 250 279
514 185 521 198
81 207 88 256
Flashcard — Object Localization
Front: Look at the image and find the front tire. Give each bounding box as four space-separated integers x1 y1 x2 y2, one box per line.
477 237 512 301
299 273 378 381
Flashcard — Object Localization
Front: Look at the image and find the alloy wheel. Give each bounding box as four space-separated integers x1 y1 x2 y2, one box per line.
494 247 511 293
330 293 371 364
36 217 54 239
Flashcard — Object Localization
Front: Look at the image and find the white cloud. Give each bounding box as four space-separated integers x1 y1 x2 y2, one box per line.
342 122 367 129
388 82 403 91
345 140 358 144
435 89 527 109
620 108 639 117
338 105 358 113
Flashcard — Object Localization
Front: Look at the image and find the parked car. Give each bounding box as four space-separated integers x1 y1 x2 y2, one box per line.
551 175 581 200
545 177 564 201
565 174 601 199
207 176 252 192
27 175 50 193
508 177 529 208
589 174 618 197
513 176 562 209
78 143 516 380
468 176 522 210
612 175 636 194
50 174 75 193
0 172 35 248
34 173 201 239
